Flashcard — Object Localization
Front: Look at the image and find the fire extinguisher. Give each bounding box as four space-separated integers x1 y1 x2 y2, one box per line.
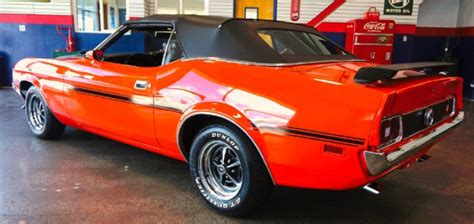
291 0 301 21
56 26 76 52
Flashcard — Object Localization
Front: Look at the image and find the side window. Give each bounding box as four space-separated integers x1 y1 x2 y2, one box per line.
98 25 173 67
163 32 185 65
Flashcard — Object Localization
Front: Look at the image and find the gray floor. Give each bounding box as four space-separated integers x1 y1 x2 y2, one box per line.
1 88 473 224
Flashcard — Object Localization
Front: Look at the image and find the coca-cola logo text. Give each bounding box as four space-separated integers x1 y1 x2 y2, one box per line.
363 22 386 32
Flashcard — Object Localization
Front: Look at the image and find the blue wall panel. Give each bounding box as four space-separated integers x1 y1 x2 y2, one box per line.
412 36 446 62
75 32 144 53
392 34 415 63
0 25 144 86
0 24 65 85
74 32 109 52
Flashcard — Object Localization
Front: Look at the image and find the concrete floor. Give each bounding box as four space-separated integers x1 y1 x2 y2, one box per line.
0 88 473 224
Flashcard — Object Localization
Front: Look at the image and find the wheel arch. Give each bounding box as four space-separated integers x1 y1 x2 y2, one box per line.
19 77 40 99
177 109 275 184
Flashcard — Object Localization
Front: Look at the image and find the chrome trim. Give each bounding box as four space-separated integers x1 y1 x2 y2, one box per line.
176 112 276 185
377 115 403 150
363 183 380 195
197 140 243 200
11 82 21 97
365 111 464 176
423 108 434 126
134 80 148 90
181 57 366 67
161 29 175 66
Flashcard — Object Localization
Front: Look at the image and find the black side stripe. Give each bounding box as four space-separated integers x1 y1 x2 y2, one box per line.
73 87 131 102
262 126 365 146
153 105 184 113
72 86 183 113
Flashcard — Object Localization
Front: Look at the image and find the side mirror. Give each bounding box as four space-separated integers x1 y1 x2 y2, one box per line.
85 50 104 61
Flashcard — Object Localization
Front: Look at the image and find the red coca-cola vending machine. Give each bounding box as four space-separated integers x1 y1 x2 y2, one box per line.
345 7 395 64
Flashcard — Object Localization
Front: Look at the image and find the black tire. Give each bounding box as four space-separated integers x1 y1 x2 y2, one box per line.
189 124 273 217
25 86 65 139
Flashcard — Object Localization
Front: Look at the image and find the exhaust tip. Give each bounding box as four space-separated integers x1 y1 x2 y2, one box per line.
417 154 432 163
363 183 381 195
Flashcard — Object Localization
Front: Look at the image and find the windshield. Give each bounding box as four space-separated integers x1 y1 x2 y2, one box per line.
257 29 347 56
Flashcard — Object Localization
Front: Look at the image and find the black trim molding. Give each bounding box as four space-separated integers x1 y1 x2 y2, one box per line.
262 126 365 146
71 86 183 113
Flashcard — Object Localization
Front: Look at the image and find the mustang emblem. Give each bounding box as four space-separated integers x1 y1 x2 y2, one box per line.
424 108 435 126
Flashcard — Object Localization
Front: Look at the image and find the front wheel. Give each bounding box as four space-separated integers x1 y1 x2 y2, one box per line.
189 124 273 217
25 86 65 139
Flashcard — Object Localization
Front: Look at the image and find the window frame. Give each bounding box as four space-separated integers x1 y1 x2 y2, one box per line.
73 0 129 33
94 23 185 67
161 30 186 65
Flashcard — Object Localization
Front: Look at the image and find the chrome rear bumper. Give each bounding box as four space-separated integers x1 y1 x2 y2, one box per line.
364 111 464 176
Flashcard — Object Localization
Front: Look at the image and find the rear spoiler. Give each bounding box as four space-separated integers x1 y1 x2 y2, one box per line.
354 62 457 83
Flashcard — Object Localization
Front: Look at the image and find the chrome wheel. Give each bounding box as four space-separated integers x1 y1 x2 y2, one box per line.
27 94 46 132
197 140 243 200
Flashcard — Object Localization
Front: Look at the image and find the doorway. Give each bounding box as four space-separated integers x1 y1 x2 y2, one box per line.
235 0 274 20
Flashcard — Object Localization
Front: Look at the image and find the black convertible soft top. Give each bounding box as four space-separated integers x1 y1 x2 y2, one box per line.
125 15 356 64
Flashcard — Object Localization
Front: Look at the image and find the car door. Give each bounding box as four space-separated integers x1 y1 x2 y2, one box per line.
63 25 171 148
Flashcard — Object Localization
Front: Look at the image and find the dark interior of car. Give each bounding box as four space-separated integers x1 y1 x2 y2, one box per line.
103 51 165 67
102 26 173 67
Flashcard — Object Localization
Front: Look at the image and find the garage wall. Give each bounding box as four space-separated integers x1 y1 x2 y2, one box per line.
277 0 331 23
0 0 473 99
209 0 233 17
457 0 474 28
277 0 421 25
456 0 474 98
413 0 474 99
128 0 146 18
417 0 459 28
0 0 71 14
0 0 74 86
276 0 421 64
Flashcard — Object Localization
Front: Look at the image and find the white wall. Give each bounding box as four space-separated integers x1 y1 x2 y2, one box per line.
277 0 331 23
417 0 459 27
457 0 474 27
128 0 147 18
208 0 233 17
277 0 423 25
0 0 71 15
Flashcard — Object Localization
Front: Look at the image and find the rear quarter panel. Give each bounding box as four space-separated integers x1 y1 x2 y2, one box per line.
153 59 387 189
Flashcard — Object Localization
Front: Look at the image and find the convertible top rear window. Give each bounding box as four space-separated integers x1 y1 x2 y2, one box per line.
257 29 347 56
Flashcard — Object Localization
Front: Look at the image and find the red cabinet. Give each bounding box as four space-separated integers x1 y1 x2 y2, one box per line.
345 8 395 64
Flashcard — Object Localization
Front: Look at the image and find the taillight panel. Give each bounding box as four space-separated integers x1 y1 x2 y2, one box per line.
378 115 403 150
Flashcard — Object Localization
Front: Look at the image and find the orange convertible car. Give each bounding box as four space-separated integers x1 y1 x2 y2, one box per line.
12 15 464 216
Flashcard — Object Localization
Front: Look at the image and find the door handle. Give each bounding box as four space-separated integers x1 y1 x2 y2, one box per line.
134 80 148 90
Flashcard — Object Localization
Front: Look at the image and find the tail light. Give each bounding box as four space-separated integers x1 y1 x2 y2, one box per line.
379 115 403 149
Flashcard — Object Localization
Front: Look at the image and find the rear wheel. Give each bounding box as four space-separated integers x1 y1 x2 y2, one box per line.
25 87 65 139
189 124 273 217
